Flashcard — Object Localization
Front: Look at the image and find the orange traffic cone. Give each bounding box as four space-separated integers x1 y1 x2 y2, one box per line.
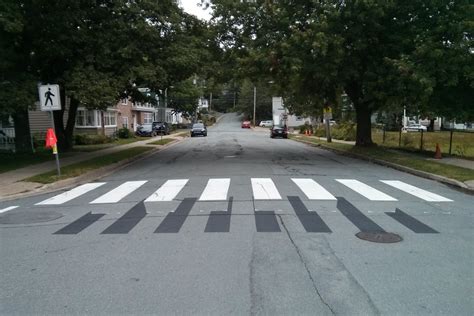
434 143 442 159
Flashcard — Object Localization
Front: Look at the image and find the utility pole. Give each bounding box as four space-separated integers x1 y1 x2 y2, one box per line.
253 86 256 127
209 92 212 112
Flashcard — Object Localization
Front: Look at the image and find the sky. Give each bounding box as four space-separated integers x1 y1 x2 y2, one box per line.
179 0 212 21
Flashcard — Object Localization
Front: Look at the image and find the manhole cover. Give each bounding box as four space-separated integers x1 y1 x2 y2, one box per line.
0 210 63 225
356 231 402 243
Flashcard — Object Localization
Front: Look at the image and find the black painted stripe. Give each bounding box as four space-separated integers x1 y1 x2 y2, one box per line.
155 198 197 233
288 196 332 233
255 211 281 232
336 197 385 232
101 201 147 234
386 209 439 233
54 212 105 235
205 197 233 233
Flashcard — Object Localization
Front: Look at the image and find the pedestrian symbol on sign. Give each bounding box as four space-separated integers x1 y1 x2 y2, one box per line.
44 88 55 106
39 84 61 111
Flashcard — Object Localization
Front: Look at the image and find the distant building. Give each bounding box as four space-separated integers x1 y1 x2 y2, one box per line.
272 97 310 127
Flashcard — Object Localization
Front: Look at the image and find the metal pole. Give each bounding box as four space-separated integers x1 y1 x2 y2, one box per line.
449 130 453 155
399 127 402 147
50 111 61 176
420 129 424 151
325 118 332 143
163 88 167 122
253 86 256 127
210 92 213 112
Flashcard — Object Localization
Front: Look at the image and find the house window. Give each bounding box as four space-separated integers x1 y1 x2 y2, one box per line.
143 113 153 124
122 117 129 129
104 111 117 126
121 98 128 105
76 109 97 127
296 116 303 121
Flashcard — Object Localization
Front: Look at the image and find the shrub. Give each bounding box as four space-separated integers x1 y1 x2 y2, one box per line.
331 122 356 141
117 127 133 139
299 124 313 134
74 134 112 145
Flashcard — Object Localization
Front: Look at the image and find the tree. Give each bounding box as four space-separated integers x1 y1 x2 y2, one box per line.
212 0 473 146
2 0 213 151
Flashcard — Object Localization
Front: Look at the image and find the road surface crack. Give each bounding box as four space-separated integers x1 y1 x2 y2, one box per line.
277 214 336 315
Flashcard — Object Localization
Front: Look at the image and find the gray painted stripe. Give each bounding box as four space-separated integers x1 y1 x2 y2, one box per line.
255 211 281 232
336 197 385 232
386 209 439 233
101 201 147 234
155 198 197 233
205 197 233 233
54 212 105 235
288 196 332 233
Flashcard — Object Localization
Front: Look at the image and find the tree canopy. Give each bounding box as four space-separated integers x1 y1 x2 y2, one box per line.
211 0 473 145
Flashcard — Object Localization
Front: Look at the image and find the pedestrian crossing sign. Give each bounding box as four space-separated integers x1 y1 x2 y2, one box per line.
39 84 61 111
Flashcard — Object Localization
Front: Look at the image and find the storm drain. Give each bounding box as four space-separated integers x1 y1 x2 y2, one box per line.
0 210 63 225
356 231 402 243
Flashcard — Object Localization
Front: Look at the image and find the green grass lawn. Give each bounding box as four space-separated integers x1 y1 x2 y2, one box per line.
372 129 474 158
0 149 77 174
147 138 175 146
26 146 153 184
292 135 474 182
73 137 148 152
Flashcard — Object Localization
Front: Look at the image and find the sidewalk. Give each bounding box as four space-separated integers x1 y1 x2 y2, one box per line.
0 133 185 199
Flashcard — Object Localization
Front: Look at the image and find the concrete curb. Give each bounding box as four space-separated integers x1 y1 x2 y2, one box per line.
0 138 184 202
293 137 474 195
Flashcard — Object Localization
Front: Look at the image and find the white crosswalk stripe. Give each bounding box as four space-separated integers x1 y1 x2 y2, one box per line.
90 181 148 204
28 177 456 206
292 178 336 200
380 180 453 202
199 178 231 201
251 178 282 200
145 179 188 202
0 206 19 213
335 179 397 201
36 183 106 205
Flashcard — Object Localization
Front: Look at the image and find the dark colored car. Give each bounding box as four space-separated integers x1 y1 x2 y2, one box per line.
270 125 288 138
241 121 251 128
135 124 155 137
190 123 207 137
152 122 170 135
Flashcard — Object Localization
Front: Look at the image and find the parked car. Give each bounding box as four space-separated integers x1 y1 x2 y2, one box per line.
270 125 288 138
241 121 251 128
152 121 170 135
259 120 273 127
135 124 155 137
403 124 427 132
190 123 207 137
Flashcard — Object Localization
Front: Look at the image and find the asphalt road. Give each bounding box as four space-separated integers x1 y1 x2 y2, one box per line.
1 113 473 315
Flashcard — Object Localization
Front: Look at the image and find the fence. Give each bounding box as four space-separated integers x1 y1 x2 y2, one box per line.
372 128 474 158
0 128 15 152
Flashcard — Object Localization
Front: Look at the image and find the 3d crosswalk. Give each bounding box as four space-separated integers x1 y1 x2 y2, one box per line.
11 177 449 236
33 177 453 205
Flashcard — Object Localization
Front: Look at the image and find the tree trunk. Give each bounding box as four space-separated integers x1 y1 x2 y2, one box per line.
345 80 374 146
55 93 78 152
355 102 374 146
428 118 435 132
12 109 33 153
100 111 105 135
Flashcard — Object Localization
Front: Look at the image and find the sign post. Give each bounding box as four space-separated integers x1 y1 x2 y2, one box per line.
323 106 332 143
39 84 61 176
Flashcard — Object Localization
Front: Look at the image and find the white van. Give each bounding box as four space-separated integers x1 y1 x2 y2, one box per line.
259 120 273 127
